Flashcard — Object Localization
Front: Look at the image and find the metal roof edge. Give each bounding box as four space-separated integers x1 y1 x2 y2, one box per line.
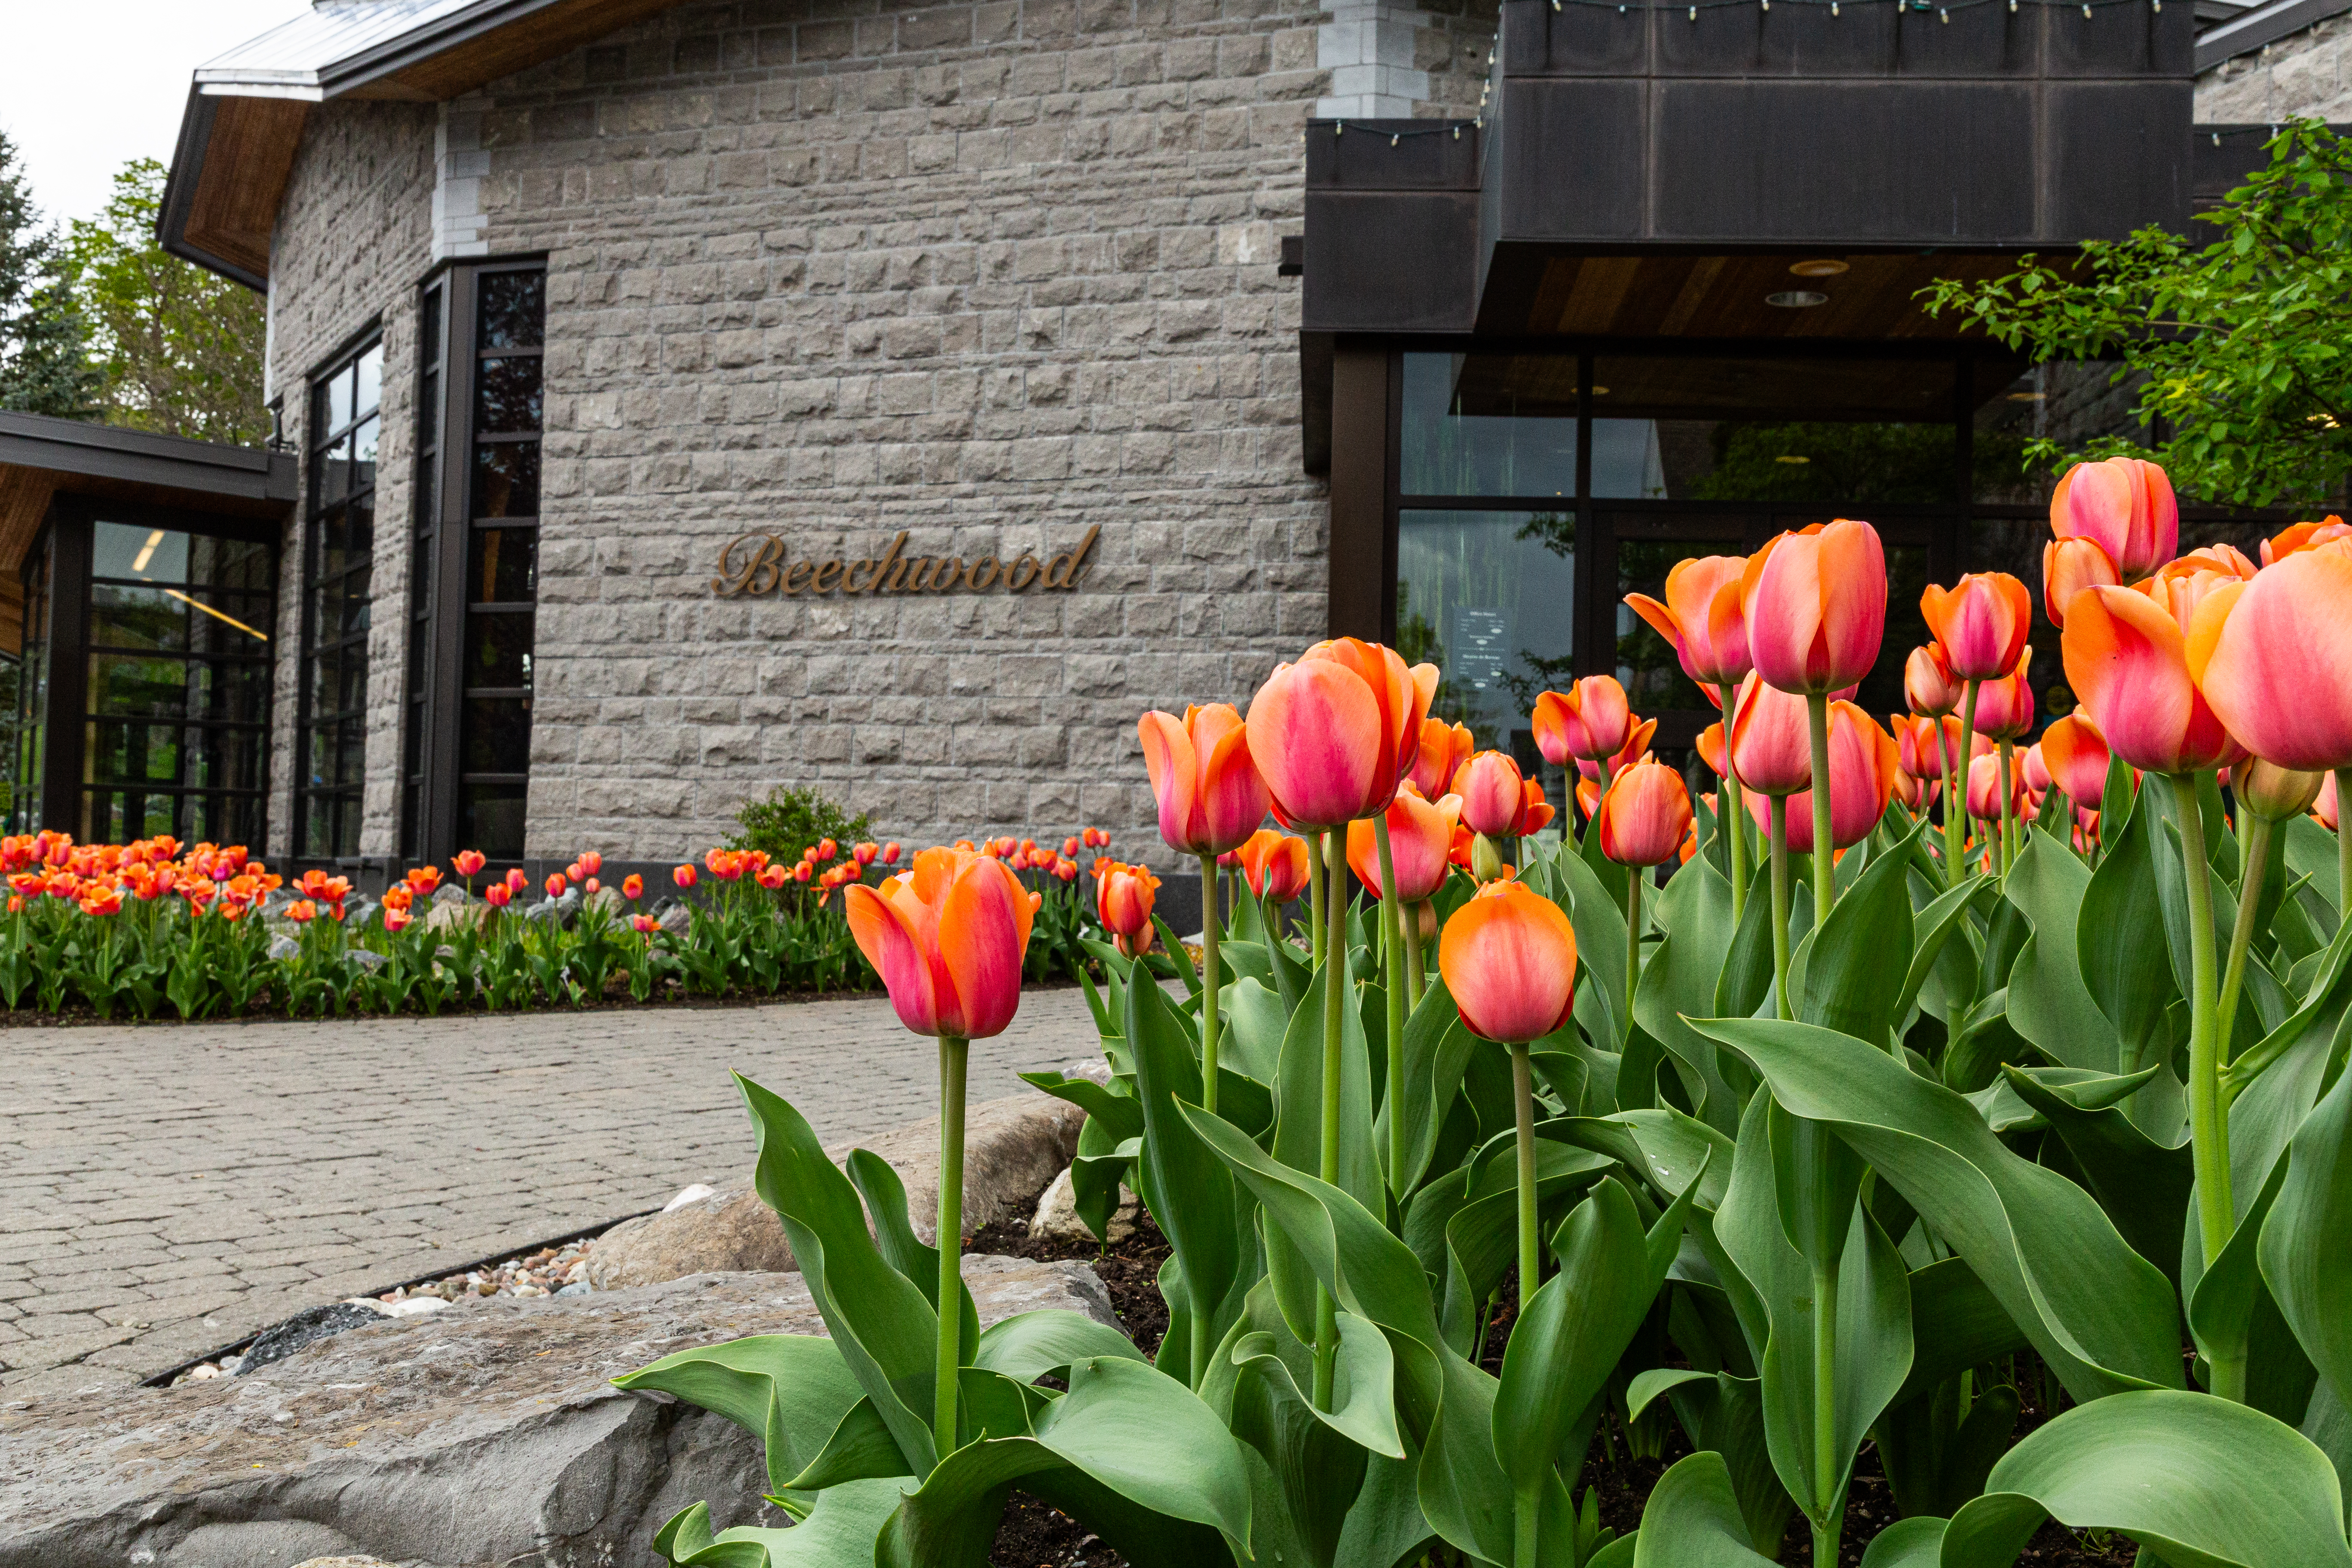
0 412 296 503
2195 0 2352 69
312 0 579 96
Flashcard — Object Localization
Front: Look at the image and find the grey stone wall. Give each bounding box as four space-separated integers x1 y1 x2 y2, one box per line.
2196 18 2352 121
260 0 1499 871
263 103 438 863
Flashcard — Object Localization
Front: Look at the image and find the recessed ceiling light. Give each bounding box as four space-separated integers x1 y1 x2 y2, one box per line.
1790 259 1849 278
2006 391 2046 402
1775 455 1811 465
1767 290 1828 309
1586 386 1611 396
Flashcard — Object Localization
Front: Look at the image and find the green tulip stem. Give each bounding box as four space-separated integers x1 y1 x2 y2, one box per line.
1375 815 1407 1194
1770 796 1794 1023
1514 1482 1540 1568
1625 867 1643 1032
934 1032 969 1457
1950 681 1981 888
1721 682 1748 920
2168 772 2239 1402
1307 829 1327 968
2337 768 2352 922
1314 827 1348 1410
1997 739 2017 877
1510 1039 1539 1310
2217 813 2273 1080
1812 1254 1844 1568
1198 853 1222 1119
1935 714 1958 879
1807 692 1835 930
1404 901 1427 1008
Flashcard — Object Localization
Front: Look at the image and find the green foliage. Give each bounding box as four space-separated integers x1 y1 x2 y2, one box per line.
727 783 874 873
60 159 268 444
1921 120 2352 507
0 131 100 420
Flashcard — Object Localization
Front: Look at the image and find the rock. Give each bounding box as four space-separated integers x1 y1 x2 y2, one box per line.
585 886 625 916
586 1093 1087 1291
343 949 387 973
663 1183 718 1213
0 1260 1117 1568
655 898 693 933
423 896 486 934
266 934 298 961
236 1303 385 1375
374 1296 446 1319
1030 1166 1139 1245
291 1559 400 1568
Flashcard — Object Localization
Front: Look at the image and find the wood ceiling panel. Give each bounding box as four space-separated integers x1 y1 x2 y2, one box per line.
184 97 310 283
1534 251 2054 340
0 466 58 657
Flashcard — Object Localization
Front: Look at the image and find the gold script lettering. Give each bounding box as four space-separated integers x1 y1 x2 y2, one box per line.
712 533 782 596
1043 524 1099 589
812 558 844 592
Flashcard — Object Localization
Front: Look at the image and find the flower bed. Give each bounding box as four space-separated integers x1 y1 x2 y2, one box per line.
0 829 1130 1021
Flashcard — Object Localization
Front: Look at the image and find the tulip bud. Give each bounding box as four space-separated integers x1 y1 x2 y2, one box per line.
1905 644 1961 717
2234 759 2326 823
2052 457 2178 582
1452 751 1528 838
1470 832 1506 884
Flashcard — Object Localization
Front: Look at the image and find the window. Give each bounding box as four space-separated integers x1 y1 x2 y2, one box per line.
404 262 543 864
9 505 276 842
297 339 382 860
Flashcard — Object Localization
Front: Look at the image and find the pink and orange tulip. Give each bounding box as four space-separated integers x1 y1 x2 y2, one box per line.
1966 753 2027 824
1727 673 1814 797
1971 652 2037 742
1905 644 1962 717
1743 702 1901 853
1742 519 1888 695
1347 785 1461 903
1623 555 1754 689
1139 703 1272 857
1452 750 1529 839
1091 858 1161 959
1409 718 1475 800
2052 456 2178 582
1533 676 1634 764
2043 536 2123 628
2061 585 2244 775
1438 880 1579 1044
846 846 1035 1040
1245 638 1435 829
2261 516 2352 566
1921 572 2033 681
2040 715 2112 808
1596 763 1695 868
1236 829 1311 903
2192 546 2352 773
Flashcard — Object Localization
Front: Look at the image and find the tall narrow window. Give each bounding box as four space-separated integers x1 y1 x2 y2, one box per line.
400 286 444 861
405 262 543 865
297 339 382 860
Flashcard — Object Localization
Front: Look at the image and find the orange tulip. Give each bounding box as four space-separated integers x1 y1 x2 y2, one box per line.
1091 858 1161 959
1533 676 1633 765
486 882 513 908
1452 750 1528 838
1920 573 2033 681
1971 650 2037 741
1518 777 1556 836
2051 457 2177 582
2260 516 2352 566
2192 547 2352 773
1697 722 1730 781
1596 762 1694 868
2315 772 2340 832
1245 638 1435 829
1727 672 1813 796
2061 586 2244 775
622 873 645 900
1573 775 1601 824
545 873 568 899
1742 519 1888 695
846 847 1035 1040
2043 536 2122 628
1139 703 1272 857
405 865 442 895
2040 714 2111 808
1743 702 1900 852
1905 644 1961 717
453 850 487 879
284 898 315 924
1575 717 1661 791
1348 785 1462 902
1409 718 1475 801
1235 828 1310 903
1438 879 1580 1044
1966 753 2027 824
2021 742 2052 799
1623 555 1754 689
1895 714 1980 784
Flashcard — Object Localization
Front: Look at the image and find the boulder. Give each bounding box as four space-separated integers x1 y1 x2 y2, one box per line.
1029 1166 1139 1245
586 1089 1089 1291
0 1258 1119 1568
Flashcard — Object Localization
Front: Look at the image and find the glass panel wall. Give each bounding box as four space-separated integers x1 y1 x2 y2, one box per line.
298 339 383 860
1396 509 1575 772
12 537 51 832
458 266 543 860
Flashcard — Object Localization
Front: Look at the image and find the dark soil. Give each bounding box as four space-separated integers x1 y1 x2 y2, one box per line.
968 1203 1173 1359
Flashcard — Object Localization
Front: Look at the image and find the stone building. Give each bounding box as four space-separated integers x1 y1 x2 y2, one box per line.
0 0 2320 889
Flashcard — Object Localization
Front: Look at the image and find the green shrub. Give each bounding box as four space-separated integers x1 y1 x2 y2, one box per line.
726 784 873 871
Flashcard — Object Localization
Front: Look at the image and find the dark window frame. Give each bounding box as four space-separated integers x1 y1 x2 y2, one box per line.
404 258 544 867
295 332 385 862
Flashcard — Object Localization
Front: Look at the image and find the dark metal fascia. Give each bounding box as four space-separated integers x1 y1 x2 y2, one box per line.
0 413 296 504
2195 0 2352 69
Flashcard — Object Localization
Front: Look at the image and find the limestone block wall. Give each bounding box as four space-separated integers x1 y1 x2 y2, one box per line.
260 0 1500 869
2196 17 2352 120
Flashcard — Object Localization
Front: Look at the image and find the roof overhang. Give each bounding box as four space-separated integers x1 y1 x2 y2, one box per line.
0 412 297 654
159 0 687 289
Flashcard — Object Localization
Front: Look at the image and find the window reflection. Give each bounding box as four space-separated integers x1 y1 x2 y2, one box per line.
1397 509 1575 765
1400 354 1578 499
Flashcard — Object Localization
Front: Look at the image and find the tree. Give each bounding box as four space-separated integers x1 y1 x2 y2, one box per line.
64 159 267 445
1922 120 2352 509
0 130 100 419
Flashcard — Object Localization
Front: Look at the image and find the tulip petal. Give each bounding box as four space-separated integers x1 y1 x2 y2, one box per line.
940 858 1032 1040
846 882 943 1037
1139 710 1204 852
2198 552 2352 772
1438 883 1580 1044
2060 585 2240 775
1246 659 1384 828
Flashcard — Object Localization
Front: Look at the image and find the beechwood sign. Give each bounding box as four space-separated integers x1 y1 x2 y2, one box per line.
710 527 1099 597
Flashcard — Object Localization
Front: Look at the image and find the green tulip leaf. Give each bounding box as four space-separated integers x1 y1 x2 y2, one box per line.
1124 977 1254 1362
616 1331 867 1500
1799 817 1922 1049
1996 1063 2193 1285
2286 812 2344 930
1896 876 1985 1039
2262 1064 2352 1427
781 1394 912 1491
1231 1305 1407 1459
1556 842 1629 1047
1627 1451 1780 1567
1930 1390 2352 1568
1636 854 1746 1135
1222 976 1292 1085
652 1479 911 1568
1018 1069 1145 1142
2001 837 2124 1075
732 1073 942 1474
1385 978 1476 1199
1494 1180 1654 1493
1891 1256 2029 1407
1691 1019 2181 1402
844 1148 982 1352
2076 785 2182 1081
973 1308 1148 1384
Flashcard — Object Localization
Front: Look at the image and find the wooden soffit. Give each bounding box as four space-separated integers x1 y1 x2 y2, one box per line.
1489 251 2049 341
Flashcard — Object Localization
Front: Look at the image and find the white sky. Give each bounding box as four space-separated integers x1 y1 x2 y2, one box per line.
0 1 312 230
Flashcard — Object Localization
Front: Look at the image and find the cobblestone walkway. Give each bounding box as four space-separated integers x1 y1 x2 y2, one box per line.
0 988 1104 1398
